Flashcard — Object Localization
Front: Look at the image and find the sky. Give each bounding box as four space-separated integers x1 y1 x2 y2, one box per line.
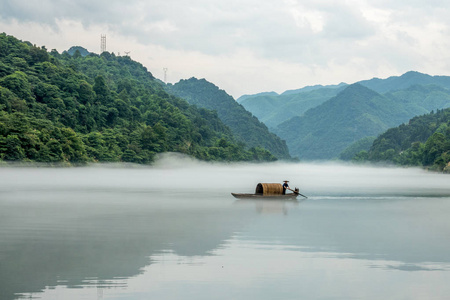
1 0 450 99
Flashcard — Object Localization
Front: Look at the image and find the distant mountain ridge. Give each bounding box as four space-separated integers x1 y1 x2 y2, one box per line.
274 83 450 160
358 71 450 94
280 82 348 96
236 91 279 103
240 71 450 130
239 85 347 129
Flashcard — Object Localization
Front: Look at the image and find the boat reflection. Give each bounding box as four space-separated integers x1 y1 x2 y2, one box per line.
234 198 304 215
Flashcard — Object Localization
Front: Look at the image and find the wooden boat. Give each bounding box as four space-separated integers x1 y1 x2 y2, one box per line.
231 183 301 199
231 192 298 199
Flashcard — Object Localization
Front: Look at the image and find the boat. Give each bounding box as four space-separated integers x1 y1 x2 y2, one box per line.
231 183 304 199
231 193 299 199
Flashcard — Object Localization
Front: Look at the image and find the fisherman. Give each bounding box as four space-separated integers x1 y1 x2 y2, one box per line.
282 180 289 195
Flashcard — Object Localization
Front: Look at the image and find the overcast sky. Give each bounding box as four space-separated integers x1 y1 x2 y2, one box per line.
1 0 450 98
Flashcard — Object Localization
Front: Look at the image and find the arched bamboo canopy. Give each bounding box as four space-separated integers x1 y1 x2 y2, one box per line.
255 183 283 195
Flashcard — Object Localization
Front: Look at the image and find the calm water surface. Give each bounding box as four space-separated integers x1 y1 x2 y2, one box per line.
1 157 450 300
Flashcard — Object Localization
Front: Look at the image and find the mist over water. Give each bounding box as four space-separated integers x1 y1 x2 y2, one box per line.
2 153 449 197
1 154 450 300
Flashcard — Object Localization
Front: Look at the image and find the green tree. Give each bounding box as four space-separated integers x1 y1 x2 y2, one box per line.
93 75 109 104
0 71 34 102
0 135 25 160
78 80 95 105
422 132 446 165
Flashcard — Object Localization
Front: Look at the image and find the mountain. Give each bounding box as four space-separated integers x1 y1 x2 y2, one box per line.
166 78 291 159
280 82 348 96
339 136 376 161
358 71 450 94
236 91 278 103
274 84 393 160
65 46 91 57
274 84 450 160
0 33 278 164
239 85 346 129
356 108 450 172
240 71 450 130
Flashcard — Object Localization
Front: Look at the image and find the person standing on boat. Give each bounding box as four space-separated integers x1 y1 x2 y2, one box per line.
282 180 289 195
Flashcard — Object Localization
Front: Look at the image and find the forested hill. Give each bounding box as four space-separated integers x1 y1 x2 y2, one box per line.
165 77 291 159
274 84 393 160
274 83 450 160
353 108 450 172
0 33 278 164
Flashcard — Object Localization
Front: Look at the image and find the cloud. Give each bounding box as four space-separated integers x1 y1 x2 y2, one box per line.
0 0 375 58
2 0 450 97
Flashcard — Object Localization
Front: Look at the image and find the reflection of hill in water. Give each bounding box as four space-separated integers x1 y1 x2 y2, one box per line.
0 191 254 300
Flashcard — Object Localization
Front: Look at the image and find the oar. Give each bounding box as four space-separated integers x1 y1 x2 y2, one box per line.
289 188 308 199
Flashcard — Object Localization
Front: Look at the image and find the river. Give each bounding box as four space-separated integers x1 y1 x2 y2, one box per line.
1 154 450 300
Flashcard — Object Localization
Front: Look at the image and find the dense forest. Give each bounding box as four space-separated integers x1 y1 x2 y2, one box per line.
353 108 450 172
166 78 291 159
0 33 278 165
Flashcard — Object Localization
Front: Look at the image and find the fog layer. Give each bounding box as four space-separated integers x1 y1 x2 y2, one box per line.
1 154 449 198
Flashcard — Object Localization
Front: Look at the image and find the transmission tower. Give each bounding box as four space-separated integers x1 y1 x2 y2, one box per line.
163 68 168 83
101 34 106 53
124 51 130 57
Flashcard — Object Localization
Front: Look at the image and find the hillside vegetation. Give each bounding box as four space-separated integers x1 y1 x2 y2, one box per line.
274 84 450 160
0 33 277 164
353 108 450 172
166 78 290 159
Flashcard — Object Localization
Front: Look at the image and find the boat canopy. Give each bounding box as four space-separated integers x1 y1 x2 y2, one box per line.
255 183 283 195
